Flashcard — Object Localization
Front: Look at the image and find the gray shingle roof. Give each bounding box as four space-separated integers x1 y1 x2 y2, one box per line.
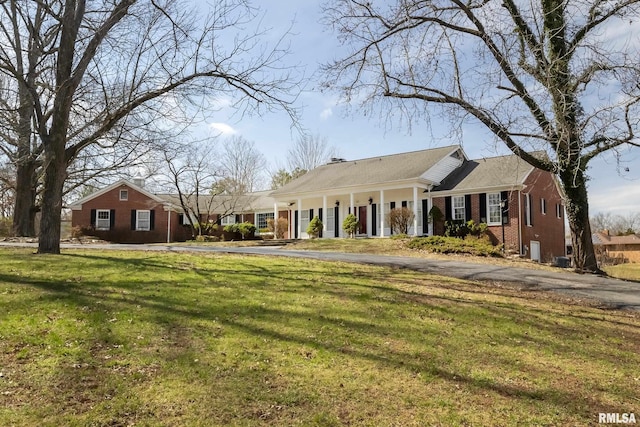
270 145 460 196
433 154 535 192
157 190 276 212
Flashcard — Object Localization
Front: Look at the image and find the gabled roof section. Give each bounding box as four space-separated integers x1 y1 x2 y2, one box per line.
433 153 536 192
69 179 167 210
271 145 462 196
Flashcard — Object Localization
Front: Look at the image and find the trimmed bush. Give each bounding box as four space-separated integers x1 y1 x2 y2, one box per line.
407 235 502 257
307 216 323 238
342 214 359 238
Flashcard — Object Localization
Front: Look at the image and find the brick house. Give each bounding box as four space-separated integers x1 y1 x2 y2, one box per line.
70 180 289 243
71 145 566 261
270 145 566 261
593 231 640 264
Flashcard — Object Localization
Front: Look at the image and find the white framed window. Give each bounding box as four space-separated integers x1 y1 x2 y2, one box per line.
300 209 310 232
487 193 502 225
96 209 111 230
119 189 128 201
257 212 274 230
453 196 465 221
326 207 334 232
556 203 563 219
221 215 235 226
136 210 150 231
541 198 547 215
525 194 532 226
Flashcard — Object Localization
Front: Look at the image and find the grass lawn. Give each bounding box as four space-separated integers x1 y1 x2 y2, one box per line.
604 263 640 282
1 248 639 426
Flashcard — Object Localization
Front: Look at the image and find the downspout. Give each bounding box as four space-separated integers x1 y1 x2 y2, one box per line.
166 206 171 244
518 190 523 255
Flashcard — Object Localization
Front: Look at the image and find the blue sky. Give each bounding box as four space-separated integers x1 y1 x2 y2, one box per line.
197 1 640 216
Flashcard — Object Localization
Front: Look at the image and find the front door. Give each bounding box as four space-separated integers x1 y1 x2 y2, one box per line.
530 241 541 262
358 206 367 235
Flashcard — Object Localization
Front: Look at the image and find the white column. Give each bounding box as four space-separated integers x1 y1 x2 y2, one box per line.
379 190 385 237
350 193 354 216
297 198 302 239
322 195 327 237
413 186 419 236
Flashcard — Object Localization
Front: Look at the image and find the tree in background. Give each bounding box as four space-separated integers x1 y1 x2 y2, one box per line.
0 0 299 253
323 0 640 272
287 134 339 171
219 136 268 193
270 166 307 190
591 212 640 235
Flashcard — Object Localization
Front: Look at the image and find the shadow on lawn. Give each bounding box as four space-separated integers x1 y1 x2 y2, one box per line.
1 251 636 421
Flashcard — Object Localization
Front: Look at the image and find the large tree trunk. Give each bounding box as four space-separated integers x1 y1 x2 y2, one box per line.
559 168 600 273
12 160 38 237
37 145 67 254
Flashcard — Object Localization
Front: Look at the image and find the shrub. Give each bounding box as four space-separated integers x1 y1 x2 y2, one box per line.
0 217 12 237
267 217 288 239
390 233 410 240
307 216 323 238
342 214 359 238
223 222 257 239
444 219 488 238
406 235 502 257
387 207 415 235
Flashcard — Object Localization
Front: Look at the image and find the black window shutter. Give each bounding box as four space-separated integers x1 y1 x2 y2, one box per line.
178 213 184 224
479 193 487 222
445 197 452 221
371 204 377 236
334 206 339 237
401 201 407 208
318 208 323 238
501 191 509 224
294 210 299 238
235 214 241 223
131 210 136 230
150 210 155 230
465 195 472 221
529 195 534 226
110 209 116 228
90 209 96 227
309 209 314 220
421 199 429 235
390 201 396 210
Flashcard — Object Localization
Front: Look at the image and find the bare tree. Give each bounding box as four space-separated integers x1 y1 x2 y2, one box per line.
161 140 222 238
0 0 299 254
287 134 339 171
591 212 640 235
219 135 267 193
323 0 640 272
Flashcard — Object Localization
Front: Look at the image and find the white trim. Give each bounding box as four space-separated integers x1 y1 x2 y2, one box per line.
70 179 166 210
96 209 110 231
452 196 465 221
487 193 502 226
136 210 151 231
119 189 128 201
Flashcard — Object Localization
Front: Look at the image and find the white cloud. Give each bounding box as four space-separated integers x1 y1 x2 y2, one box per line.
320 108 333 120
208 122 237 135
589 182 640 215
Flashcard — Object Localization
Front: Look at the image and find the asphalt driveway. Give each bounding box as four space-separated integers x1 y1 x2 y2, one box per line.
2 241 640 311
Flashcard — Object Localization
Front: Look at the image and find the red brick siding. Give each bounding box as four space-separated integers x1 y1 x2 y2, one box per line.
520 169 566 261
72 184 173 243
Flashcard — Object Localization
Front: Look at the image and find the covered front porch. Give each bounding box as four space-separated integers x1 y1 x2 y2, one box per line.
273 185 435 239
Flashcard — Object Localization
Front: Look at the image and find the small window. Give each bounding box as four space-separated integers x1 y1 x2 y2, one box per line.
556 203 563 219
541 198 547 215
96 209 111 230
525 194 532 226
119 189 128 201
257 212 274 230
487 193 502 225
221 215 235 226
453 196 465 221
136 210 150 231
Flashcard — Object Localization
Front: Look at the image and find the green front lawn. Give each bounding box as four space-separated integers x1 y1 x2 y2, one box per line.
604 263 640 281
1 248 638 426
